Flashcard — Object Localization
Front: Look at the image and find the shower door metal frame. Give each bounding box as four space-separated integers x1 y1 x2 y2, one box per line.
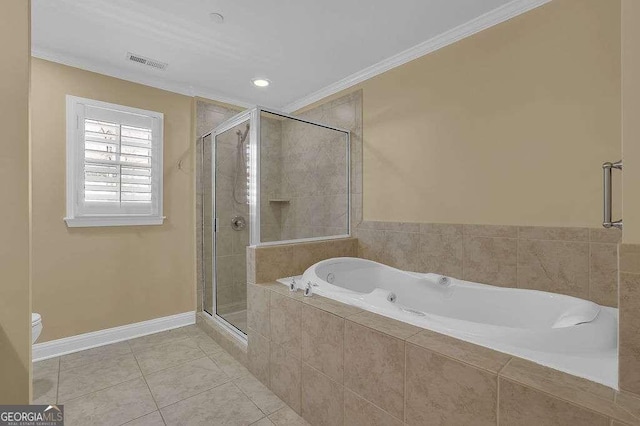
201 108 255 343
200 106 350 342
251 106 351 247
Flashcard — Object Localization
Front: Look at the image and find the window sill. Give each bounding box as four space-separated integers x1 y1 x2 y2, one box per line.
64 216 165 228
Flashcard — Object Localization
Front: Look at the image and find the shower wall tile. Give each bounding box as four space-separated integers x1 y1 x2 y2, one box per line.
517 239 589 299
463 236 517 287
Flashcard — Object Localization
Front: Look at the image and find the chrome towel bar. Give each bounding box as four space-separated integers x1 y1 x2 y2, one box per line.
602 160 622 229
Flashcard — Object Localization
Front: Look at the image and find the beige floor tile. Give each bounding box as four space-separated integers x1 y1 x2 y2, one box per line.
123 411 166 426
210 350 251 379
189 333 225 355
251 418 274 426
160 382 264 426
268 406 310 426
58 352 142 402
32 357 59 404
60 341 132 371
145 356 230 408
134 339 205 375
235 375 285 415
128 328 191 353
64 378 156 426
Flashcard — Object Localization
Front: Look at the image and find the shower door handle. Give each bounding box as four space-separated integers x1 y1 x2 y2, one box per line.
602 160 622 229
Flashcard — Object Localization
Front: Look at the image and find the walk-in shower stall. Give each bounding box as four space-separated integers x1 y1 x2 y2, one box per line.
200 107 350 338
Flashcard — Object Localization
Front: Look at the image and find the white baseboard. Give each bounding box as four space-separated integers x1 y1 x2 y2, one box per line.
32 311 196 362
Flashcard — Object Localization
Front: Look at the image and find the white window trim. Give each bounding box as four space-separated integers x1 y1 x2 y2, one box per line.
64 95 165 227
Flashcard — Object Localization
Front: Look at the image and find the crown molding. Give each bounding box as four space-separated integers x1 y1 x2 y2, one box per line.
282 0 552 113
32 46 254 109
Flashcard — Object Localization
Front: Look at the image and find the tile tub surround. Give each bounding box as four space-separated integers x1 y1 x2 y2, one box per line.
356 222 621 307
620 243 640 398
248 281 640 426
247 237 358 284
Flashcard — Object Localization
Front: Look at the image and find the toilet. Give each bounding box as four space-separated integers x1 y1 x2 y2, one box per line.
32 313 42 344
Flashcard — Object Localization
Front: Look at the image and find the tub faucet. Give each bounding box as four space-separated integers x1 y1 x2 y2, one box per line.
289 277 297 292
304 282 313 297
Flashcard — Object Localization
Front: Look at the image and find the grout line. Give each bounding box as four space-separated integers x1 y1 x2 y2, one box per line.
130 346 160 411
120 410 165 426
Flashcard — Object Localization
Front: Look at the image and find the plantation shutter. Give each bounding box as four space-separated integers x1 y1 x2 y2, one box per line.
76 104 160 216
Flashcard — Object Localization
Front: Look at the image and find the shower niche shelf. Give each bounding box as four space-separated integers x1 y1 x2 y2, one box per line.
268 198 291 203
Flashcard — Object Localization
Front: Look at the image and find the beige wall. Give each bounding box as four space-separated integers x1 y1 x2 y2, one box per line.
622 0 640 243
359 0 621 227
31 59 196 341
0 0 31 403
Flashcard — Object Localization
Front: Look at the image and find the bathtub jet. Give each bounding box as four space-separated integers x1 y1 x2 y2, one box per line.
278 257 618 389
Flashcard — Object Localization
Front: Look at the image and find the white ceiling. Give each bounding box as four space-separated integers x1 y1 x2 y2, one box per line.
32 0 545 110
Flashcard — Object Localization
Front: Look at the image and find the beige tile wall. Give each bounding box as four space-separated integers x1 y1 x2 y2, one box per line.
247 238 358 284
620 243 640 398
247 283 637 426
356 222 621 307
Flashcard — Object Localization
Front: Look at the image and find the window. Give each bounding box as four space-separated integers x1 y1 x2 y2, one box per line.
65 96 164 227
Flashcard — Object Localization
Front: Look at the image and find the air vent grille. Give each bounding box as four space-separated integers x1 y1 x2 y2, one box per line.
126 52 168 71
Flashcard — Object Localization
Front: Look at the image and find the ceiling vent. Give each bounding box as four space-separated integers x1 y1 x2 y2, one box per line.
126 52 168 71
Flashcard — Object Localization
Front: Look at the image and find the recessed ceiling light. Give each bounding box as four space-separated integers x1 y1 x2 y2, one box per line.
252 78 270 87
209 13 224 24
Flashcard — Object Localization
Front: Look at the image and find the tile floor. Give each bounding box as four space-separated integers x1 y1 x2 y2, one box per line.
32 325 308 426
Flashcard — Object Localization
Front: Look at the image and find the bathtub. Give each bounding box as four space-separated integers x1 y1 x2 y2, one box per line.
278 257 618 388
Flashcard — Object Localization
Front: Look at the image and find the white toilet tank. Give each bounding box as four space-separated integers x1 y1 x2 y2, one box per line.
32 313 42 344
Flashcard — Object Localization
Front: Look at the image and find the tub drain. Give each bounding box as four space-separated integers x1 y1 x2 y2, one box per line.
326 273 335 284
387 292 397 303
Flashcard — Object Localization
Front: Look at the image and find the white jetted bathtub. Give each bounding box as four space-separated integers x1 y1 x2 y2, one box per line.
278 257 618 388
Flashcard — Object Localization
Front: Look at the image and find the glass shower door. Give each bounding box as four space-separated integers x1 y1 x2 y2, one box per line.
205 115 251 335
